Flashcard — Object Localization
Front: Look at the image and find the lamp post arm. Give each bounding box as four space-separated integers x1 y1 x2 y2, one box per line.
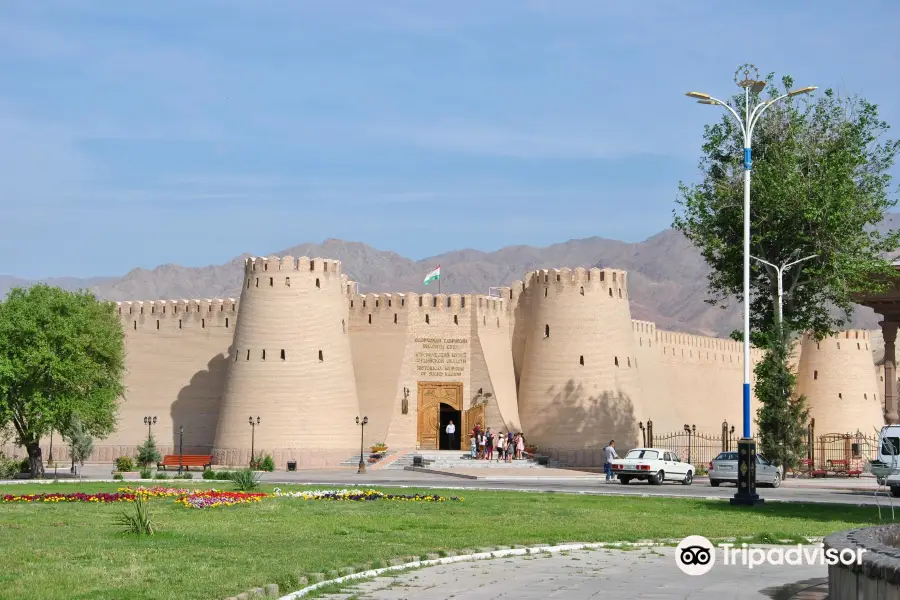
748 93 790 139
784 255 817 271
707 95 748 141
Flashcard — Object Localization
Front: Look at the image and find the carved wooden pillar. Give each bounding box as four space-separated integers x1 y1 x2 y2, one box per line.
881 320 899 424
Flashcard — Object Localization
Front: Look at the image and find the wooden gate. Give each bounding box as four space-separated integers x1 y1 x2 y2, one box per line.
416 382 463 450
463 403 486 440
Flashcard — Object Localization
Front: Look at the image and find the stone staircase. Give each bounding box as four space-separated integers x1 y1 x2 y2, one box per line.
338 451 397 468
383 450 561 470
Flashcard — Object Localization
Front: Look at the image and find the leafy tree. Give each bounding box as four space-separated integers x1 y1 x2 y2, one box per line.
755 323 810 476
136 435 161 468
673 73 900 345
0 285 125 476
62 416 94 474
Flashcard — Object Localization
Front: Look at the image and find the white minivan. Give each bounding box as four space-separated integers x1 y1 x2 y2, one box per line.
874 425 900 495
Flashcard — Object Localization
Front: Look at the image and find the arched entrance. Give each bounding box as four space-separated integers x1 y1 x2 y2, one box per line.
417 382 484 450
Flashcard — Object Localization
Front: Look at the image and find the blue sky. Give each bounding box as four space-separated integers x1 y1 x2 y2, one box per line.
1 1 898 278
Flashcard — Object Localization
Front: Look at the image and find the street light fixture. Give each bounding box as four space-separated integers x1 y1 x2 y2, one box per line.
750 254 818 329
143 416 157 438
248 417 260 466
356 416 369 474
685 64 816 507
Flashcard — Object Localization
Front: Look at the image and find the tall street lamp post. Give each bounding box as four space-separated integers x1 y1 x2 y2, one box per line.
686 63 816 506
750 254 818 329
249 416 260 466
178 426 184 475
143 416 157 438
356 416 369 474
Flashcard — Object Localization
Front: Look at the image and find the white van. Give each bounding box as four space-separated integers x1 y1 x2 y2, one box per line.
874 425 900 495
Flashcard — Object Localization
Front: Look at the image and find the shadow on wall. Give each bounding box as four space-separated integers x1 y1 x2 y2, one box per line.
533 379 638 467
170 353 229 455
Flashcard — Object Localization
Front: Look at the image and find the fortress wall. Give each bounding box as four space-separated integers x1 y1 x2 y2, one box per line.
348 293 410 447
213 257 360 467
631 320 678 432
507 281 529 388
472 296 521 432
796 330 883 436
92 299 237 461
653 329 763 433
517 268 645 467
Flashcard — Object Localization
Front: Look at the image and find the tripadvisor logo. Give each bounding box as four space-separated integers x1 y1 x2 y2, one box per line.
675 536 866 575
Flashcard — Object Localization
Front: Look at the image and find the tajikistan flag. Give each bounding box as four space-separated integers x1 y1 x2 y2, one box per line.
423 265 440 286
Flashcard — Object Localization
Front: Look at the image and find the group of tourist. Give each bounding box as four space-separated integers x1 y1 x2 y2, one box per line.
468 424 526 462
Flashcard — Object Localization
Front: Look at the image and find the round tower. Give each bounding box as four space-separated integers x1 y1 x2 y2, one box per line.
795 330 882 437
213 256 361 467
517 267 646 466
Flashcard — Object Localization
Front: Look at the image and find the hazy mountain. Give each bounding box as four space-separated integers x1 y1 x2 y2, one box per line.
3 219 898 337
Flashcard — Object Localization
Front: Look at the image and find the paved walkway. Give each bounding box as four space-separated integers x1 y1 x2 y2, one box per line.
308 547 827 600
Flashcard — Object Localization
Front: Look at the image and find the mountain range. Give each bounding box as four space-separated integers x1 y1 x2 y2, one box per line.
5 217 900 338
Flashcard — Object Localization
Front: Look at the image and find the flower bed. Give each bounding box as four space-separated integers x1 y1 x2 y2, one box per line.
272 488 463 502
1 487 267 508
177 490 267 509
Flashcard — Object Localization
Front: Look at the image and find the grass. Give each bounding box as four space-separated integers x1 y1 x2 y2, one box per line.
0 481 883 600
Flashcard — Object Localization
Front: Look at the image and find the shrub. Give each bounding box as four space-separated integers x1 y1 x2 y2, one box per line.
139 468 152 479
0 454 19 479
173 472 193 479
229 468 261 491
113 473 124 481
135 436 161 468
260 455 275 472
202 469 216 480
215 471 233 481
118 496 154 536
154 472 168 480
19 457 30 473
114 456 134 472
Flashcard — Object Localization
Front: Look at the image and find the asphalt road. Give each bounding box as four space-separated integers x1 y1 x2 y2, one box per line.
253 469 893 508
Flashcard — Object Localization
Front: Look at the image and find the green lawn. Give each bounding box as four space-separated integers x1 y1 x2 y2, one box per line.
0 481 881 600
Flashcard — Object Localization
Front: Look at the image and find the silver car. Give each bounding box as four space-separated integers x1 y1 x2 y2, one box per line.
708 451 782 488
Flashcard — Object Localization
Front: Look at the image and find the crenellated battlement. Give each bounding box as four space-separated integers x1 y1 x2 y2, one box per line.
805 329 872 351
243 255 343 276
117 298 238 317
657 328 765 363
522 267 629 300
632 320 657 335
118 298 238 332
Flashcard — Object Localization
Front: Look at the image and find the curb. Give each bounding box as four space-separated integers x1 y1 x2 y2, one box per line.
275 542 663 599
402 467 479 479
275 537 827 599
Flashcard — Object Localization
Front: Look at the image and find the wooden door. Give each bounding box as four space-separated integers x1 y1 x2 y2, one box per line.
417 382 463 450
463 403 486 440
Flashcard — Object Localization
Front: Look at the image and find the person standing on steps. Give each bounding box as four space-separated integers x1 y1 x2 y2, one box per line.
446 420 456 450
604 440 618 482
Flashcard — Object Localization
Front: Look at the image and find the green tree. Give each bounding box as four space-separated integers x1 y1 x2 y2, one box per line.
62 415 94 474
136 435 161 468
755 323 810 476
673 74 900 345
0 285 125 476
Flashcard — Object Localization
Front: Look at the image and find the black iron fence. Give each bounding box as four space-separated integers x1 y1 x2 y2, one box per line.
639 418 880 472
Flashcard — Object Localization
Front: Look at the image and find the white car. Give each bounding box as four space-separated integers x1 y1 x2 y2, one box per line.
610 447 695 485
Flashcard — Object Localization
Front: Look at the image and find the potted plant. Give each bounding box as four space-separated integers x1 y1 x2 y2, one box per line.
370 443 388 462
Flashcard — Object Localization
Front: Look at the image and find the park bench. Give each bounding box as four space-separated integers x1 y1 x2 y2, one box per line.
798 458 827 478
157 455 213 471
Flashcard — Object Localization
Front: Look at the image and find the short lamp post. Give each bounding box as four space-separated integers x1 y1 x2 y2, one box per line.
249 416 260 466
686 64 815 507
143 416 157 438
639 421 646 447
356 416 369 474
178 426 184 475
